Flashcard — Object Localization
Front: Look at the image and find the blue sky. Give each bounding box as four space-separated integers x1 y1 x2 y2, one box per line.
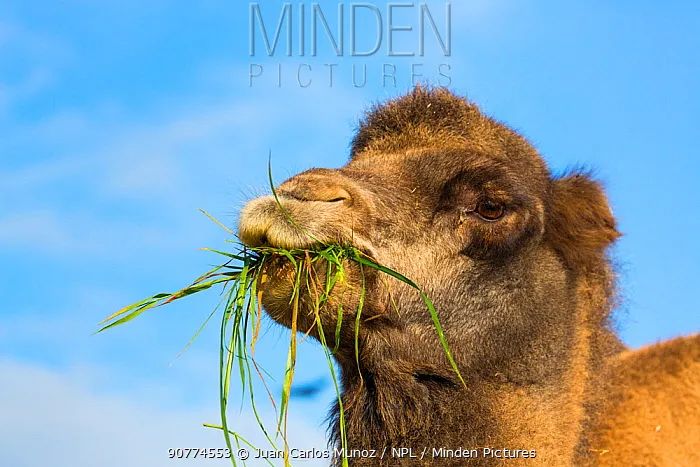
1 1 698 466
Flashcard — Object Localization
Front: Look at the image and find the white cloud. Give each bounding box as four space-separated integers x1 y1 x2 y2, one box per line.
0 357 328 467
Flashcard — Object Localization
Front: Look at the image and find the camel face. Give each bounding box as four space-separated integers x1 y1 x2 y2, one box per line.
238 88 617 374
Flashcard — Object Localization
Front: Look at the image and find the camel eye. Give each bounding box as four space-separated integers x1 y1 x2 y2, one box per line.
476 200 505 221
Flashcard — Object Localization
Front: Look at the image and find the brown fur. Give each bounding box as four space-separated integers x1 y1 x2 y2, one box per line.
589 334 700 466
238 87 699 465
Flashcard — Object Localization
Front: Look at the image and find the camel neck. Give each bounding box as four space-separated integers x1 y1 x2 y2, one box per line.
331 274 622 465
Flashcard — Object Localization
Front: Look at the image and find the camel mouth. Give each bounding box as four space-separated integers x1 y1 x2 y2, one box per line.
252 243 372 334
238 194 383 332
238 228 381 332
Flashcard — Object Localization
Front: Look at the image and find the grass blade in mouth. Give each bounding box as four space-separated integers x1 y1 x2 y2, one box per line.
99 224 463 466
354 265 366 379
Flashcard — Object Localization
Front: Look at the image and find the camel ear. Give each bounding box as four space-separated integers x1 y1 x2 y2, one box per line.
546 173 620 269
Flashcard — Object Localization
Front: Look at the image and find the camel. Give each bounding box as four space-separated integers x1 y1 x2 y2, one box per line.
238 87 700 466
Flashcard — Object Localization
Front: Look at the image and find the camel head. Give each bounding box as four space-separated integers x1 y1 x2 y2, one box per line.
238 86 620 391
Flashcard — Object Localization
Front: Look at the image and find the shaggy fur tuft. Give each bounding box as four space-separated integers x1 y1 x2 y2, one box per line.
546 173 620 270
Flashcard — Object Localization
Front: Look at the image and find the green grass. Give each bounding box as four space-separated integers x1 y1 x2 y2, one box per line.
99 242 464 466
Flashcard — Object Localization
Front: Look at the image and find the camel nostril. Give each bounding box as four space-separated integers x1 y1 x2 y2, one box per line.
279 187 352 204
321 188 352 203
